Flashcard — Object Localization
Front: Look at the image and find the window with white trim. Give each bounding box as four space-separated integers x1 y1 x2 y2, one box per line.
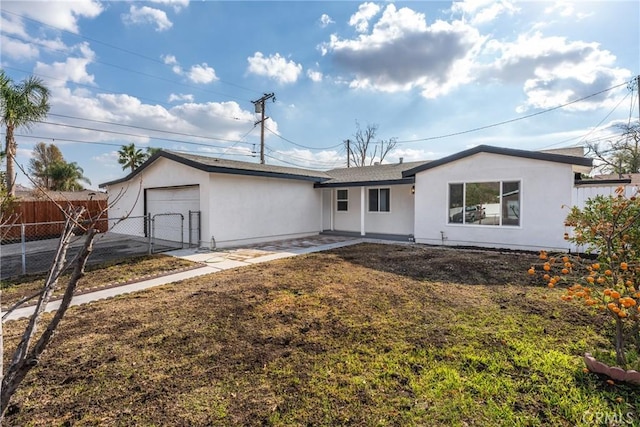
369 188 390 212
448 181 520 226
336 189 348 212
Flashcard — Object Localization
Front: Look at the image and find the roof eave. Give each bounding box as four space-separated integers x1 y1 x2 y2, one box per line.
314 177 415 188
100 151 328 188
402 145 593 177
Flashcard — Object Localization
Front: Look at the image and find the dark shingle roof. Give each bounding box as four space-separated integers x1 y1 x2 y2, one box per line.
100 150 331 187
317 161 429 188
402 145 592 177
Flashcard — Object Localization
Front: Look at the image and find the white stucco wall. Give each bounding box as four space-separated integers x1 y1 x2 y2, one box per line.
328 184 414 236
105 158 210 242
414 152 576 251
106 158 322 248
207 173 321 248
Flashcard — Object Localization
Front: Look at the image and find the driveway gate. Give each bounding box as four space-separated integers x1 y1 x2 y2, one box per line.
150 211 200 253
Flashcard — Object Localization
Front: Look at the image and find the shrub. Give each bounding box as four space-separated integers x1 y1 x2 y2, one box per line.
528 186 640 367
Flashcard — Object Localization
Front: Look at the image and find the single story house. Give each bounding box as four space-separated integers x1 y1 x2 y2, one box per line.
101 145 631 252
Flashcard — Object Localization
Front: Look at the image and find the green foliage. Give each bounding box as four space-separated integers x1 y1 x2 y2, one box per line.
28 142 64 189
530 186 640 367
118 143 148 173
0 69 50 195
47 160 91 191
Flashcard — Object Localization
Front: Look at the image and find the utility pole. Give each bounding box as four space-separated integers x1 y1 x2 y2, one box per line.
252 93 275 164
637 75 640 121
345 139 351 168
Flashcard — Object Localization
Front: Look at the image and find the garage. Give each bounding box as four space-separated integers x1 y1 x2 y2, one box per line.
145 185 200 246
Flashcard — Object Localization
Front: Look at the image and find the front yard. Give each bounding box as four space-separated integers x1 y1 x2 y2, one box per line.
3 243 638 426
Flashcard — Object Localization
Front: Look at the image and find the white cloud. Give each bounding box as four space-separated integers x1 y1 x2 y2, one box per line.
168 93 195 103
319 13 334 28
349 2 381 33
162 54 178 65
307 69 323 83
149 0 190 12
186 63 218 84
122 5 173 32
479 32 632 111
0 35 39 60
451 0 518 25
0 0 103 33
324 4 483 98
247 52 303 85
33 42 96 88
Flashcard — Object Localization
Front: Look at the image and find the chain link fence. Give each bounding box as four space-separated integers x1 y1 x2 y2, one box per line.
1 212 200 280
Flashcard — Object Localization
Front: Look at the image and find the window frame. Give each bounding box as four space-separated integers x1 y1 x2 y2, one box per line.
368 188 391 213
447 180 521 227
336 189 348 212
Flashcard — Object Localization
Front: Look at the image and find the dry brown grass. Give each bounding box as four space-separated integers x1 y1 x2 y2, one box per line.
2 244 635 426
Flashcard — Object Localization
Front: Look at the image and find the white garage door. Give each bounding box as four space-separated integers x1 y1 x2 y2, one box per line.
146 185 200 245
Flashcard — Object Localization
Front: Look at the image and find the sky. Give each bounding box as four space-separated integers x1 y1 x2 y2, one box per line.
0 0 639 190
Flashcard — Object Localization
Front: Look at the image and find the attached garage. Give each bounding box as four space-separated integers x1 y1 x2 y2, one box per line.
101 151 328 249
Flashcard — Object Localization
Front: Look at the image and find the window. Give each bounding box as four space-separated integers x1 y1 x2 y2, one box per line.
369 188 390 212
448 181 520 226
336 189 348 211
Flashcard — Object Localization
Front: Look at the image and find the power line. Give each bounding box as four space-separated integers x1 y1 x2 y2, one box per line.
3 65 253 124
539 91 632 150
392 79 632 144
264 125 344 150
2 10 262 96
45 113 254 144
36 120 258 148
2 33 249 103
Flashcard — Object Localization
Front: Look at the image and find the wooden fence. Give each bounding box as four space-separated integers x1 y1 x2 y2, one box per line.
1 200 108 242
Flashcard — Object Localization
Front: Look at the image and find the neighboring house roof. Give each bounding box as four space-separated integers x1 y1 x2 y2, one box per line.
15 188 107 201
402 145 593 177
99 150 331 187
581 173 640 186
317 160 429 188
540 147 585 157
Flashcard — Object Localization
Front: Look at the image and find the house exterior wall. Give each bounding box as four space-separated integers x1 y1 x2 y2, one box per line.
414 152 574 251
328 184 414 236
207 172 321 248
105 158 211 241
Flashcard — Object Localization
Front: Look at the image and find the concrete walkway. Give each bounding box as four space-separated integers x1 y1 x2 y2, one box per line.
3 235 363 322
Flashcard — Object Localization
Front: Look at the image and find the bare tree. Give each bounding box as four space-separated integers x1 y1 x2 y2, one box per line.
0 207 101 419
345 122 398 167
586 122 640 175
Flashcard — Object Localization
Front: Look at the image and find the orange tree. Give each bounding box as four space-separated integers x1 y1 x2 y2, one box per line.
528 186 640 367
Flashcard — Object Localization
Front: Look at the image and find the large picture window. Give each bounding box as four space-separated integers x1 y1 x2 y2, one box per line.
448 181 520 226
369 188 390 212
336 189 348 212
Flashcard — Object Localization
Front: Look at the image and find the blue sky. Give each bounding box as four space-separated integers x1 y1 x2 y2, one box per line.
1 0 638 189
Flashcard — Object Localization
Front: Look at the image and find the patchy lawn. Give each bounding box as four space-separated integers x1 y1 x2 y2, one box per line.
0 254 198 310
3 243 637 426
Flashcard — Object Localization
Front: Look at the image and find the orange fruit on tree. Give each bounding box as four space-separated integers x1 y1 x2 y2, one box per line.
610 291 621 299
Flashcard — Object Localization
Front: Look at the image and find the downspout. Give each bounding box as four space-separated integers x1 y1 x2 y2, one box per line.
360 186 366 236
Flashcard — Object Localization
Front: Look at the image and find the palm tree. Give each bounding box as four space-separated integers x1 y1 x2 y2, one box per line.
48 161 91 191
118 143 147 173
0 70 50 196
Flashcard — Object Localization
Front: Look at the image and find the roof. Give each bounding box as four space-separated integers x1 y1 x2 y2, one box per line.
15 188 107 201
317 160 428 188
100 150 331 187
402 145 593 177
583 173 640 186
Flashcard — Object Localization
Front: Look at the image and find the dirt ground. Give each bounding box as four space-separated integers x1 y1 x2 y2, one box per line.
4 243 623 427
